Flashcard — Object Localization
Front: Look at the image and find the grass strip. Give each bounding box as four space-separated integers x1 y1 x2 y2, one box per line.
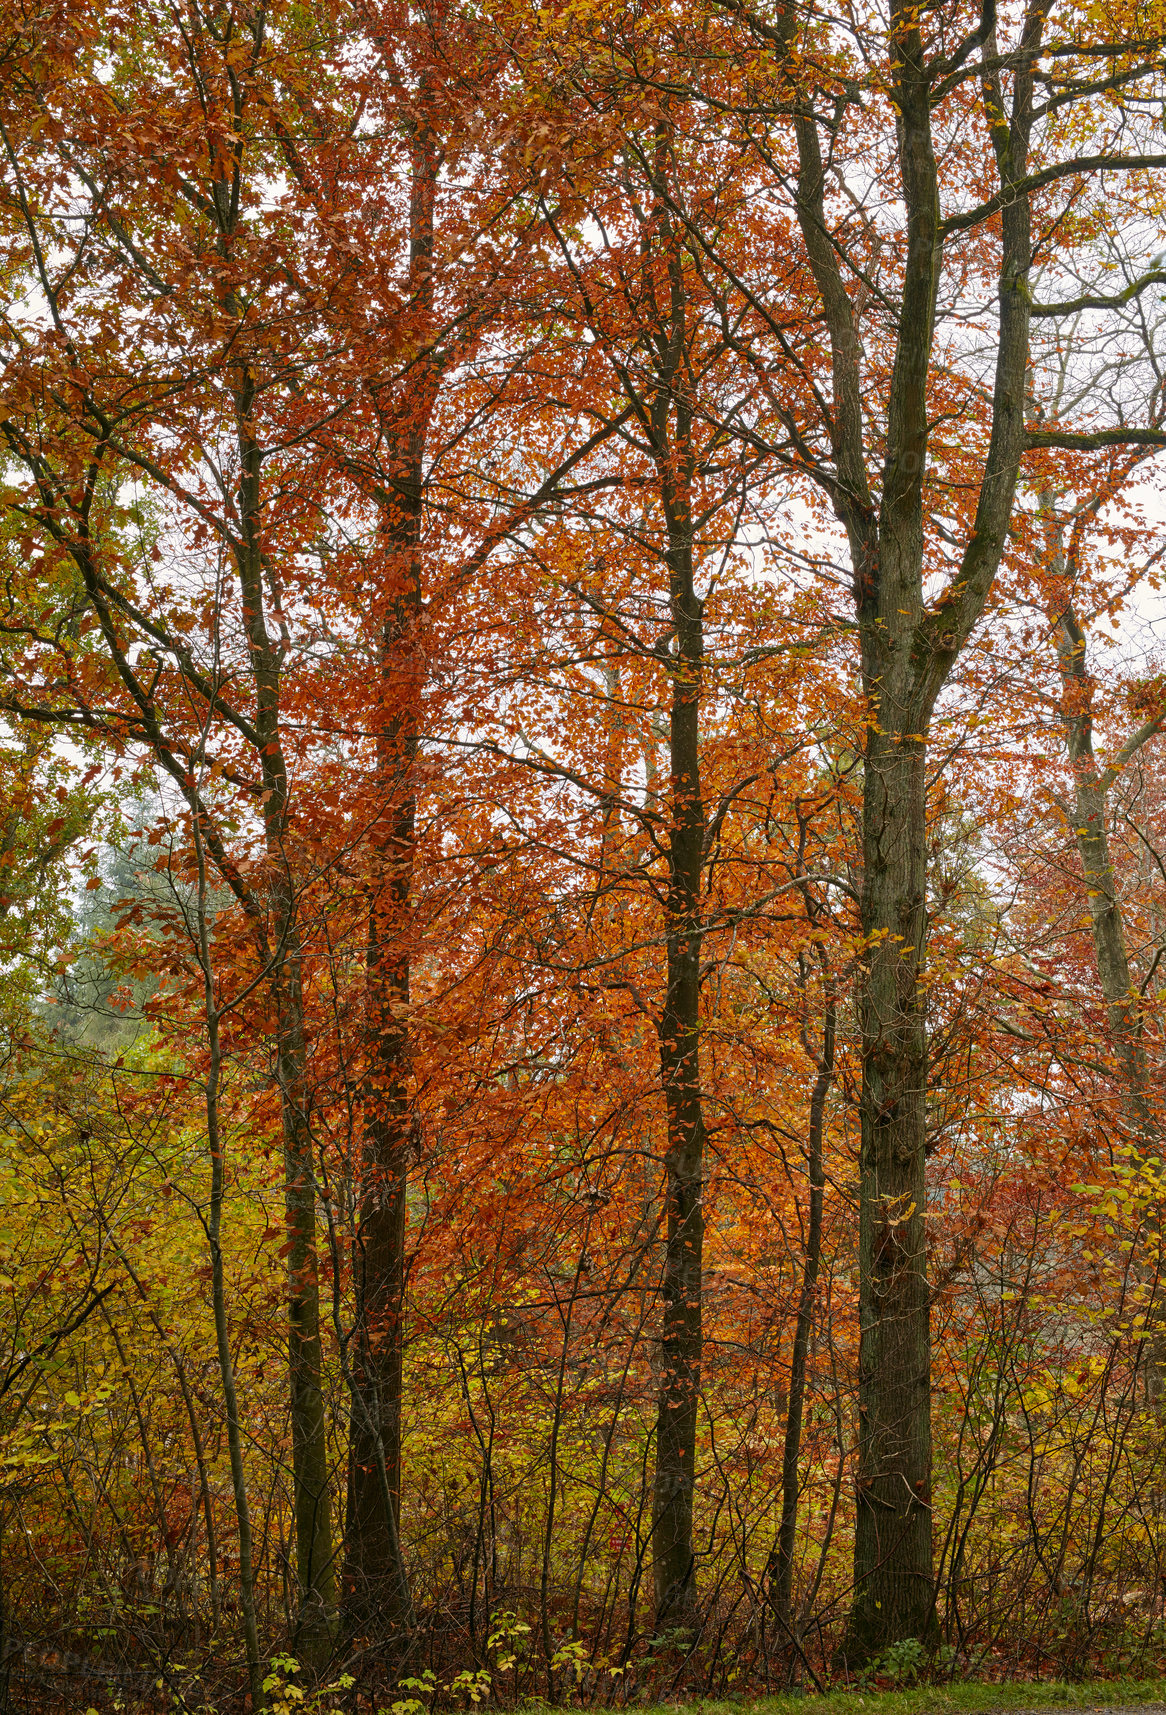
636 1678 1166 1715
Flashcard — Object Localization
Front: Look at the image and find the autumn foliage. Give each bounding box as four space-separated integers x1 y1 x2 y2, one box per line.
0 0 1165 1707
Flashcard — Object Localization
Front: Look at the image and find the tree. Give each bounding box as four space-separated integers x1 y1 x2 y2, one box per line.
682 0 1166 1651
0 0 360 1657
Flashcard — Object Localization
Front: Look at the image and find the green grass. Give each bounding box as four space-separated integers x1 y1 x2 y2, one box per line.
637 1679 1166 1715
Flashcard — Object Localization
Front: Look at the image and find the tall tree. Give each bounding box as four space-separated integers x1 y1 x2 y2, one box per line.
0 0 373 1657
696 0 1166 1651
482 32 798 1616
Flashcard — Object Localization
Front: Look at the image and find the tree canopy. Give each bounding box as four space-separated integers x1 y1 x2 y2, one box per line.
1 0 1166 1707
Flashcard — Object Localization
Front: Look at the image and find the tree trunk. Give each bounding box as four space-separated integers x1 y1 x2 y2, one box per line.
799 0 1039 1651
192 803 266 1713
343 120 434 1645
278 928 335 1668
847 721 934 1651
769 978 834 1634
343 445 421 1643
653 458 706 1629
1048 579 1163 1394
841 4 944 1643
234 370 335 1665
775 60 940 1643
0 1521 9 1715
1052 594 1154 1139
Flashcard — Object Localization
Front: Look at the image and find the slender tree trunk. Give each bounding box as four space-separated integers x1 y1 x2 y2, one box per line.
762 53 940 1647
0 1520 9 1715
111 1245 222 1631
769 979 834 1632
192 804 266 1713
1052 595 1154 1138
344 446 421 1642
343 121 434 1645
233 370 334 1664
1047 577 1163 1394
653 458 706 1628
276 923 335 1667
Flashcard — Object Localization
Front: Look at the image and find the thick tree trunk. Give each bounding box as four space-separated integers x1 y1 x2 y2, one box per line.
842 0 944 1645
811 0 1036 1651
779 63 939 1645
847 723 934 1652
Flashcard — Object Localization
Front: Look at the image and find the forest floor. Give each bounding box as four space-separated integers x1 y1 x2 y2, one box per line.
644 1681 1166 1715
